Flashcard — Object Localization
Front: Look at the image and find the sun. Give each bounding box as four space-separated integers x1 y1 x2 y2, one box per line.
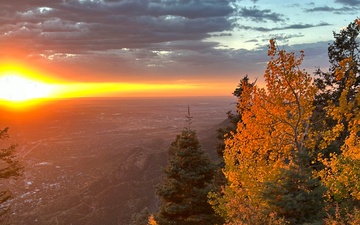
0 74 54 102
0 60 60 108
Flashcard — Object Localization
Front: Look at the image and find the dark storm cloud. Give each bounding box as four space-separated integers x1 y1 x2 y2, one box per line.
239 7 286 23
239 22 331 32
335 0 360 5
0 0 235 56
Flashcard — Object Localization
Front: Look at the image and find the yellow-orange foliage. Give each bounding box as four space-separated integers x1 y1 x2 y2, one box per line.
221 39 316 224
318 48 360 202
148 214 157 225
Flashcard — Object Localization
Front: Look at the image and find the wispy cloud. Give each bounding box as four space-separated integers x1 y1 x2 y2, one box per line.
239 22 331 32
335 0 360 6
245 39 259 43
239 6 286 23
261 33 305 43
305 5 359 14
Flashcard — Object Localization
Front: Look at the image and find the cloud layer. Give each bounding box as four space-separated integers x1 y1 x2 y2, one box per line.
0 0 357 89
0 0 241 82
0 1 234 53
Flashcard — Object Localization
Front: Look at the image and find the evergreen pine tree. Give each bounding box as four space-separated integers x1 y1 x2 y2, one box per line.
316 19 360 221
131 207 152 225
0 127 23 223
262 149 326 224
155 127 219 225
313 19 360 153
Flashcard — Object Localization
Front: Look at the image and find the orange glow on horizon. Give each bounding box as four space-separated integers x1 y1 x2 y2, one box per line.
0 61 233 110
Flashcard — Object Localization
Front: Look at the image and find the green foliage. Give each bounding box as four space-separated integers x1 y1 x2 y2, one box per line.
262 150 326 224
215 111 240 158
313 19 360 145
324 205 360 225
131 207 152 225
314 19 360 221
155 129 220 225
315 19 360 105
0 127 23 223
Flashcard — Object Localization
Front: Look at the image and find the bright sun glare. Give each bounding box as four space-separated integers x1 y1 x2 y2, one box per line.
0 62 215 110
0 74 54 102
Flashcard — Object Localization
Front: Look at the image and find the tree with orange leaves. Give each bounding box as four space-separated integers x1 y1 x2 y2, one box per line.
313 18 360 155
317 19 360 223
210 39 325 224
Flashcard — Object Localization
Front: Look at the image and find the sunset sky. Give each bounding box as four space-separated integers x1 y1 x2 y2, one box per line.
0 0 359 97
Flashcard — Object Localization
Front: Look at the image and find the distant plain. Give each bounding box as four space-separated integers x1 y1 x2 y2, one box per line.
0 96 234 225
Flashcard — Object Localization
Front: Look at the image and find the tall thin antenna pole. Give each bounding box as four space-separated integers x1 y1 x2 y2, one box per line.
185 106 193 130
